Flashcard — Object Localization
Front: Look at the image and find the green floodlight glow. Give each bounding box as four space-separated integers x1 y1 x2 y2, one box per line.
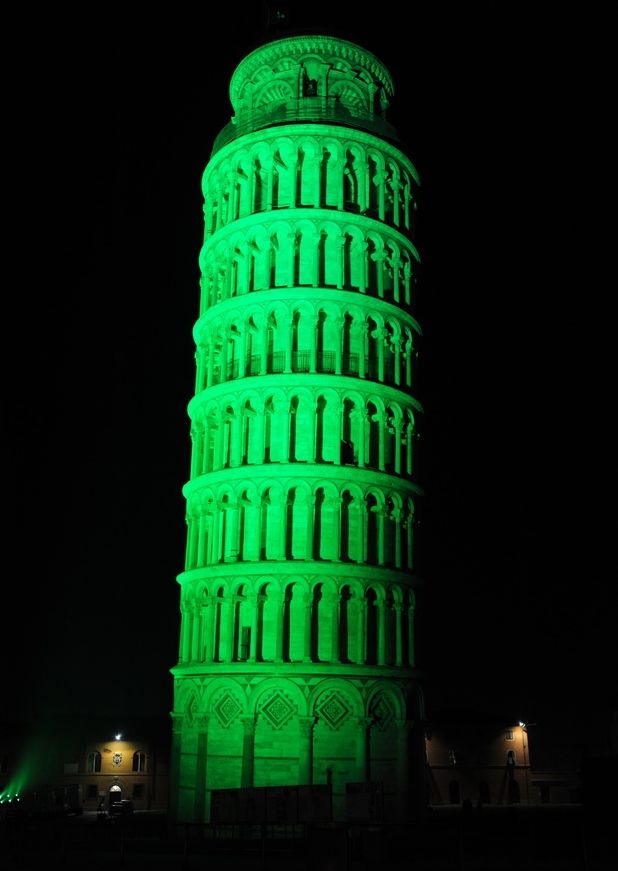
170 32 426 825
1 771 29 801
1 729 63 804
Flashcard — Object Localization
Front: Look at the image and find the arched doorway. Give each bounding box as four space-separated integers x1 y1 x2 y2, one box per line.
108 783 122 810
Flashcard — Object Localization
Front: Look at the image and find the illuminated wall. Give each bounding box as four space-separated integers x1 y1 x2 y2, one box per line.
170 33 425 823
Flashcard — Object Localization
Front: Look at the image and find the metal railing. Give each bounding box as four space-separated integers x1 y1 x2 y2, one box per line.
212 97 398 155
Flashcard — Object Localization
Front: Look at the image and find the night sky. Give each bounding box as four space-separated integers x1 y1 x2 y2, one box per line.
4 5 613 763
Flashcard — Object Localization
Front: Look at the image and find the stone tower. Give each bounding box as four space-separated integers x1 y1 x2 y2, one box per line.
170 32 425 823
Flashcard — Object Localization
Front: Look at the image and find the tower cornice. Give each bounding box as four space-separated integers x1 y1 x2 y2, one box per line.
182 463 423 500
176 562 423 588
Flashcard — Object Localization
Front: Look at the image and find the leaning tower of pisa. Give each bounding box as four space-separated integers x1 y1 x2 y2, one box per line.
170 32 425 823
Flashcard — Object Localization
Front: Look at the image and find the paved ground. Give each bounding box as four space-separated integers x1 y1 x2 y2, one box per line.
1 805 615 869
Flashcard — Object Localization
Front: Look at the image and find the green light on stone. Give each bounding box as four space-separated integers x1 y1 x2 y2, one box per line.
170 33 426 825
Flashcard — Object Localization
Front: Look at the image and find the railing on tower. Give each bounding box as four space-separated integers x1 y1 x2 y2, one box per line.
211 97 398 156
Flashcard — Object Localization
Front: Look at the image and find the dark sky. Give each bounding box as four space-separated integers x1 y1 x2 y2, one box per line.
4 4 613 760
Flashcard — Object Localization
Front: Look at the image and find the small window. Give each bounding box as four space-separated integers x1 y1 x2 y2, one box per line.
87 784 98 800
87 751 101 773
132 783 144 799
448 749 457 766
505 729 513 740
507 750 516 766
132 751 146 773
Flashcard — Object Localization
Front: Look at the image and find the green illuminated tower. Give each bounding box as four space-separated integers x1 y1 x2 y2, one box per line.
170 33 425 823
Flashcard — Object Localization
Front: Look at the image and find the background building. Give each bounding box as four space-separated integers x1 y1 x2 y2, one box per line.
426 717 578 807
170 31 426 823
0 718 169 815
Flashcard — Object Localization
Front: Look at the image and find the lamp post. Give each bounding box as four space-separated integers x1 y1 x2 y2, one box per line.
519 721 537 805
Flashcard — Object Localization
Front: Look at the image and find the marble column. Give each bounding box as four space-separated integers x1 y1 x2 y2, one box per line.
240 715 256 788
298 716 316 785
194 714 210 822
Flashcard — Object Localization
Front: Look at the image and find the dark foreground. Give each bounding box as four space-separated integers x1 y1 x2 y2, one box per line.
1 804 615 870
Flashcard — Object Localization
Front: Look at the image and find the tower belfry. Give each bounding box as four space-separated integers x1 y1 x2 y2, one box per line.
170 32 425 823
